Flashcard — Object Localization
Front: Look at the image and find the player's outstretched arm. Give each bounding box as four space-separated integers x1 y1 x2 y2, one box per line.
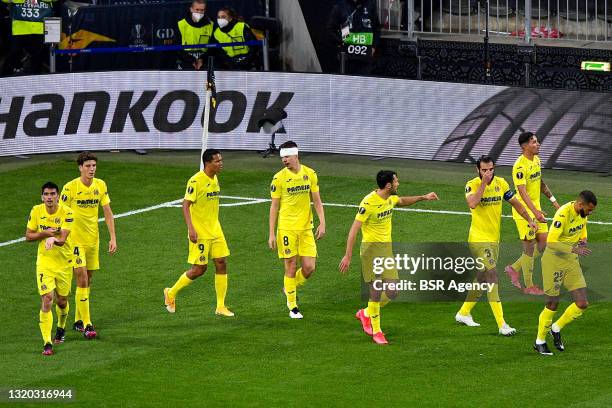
339 220 362 273
311 191 326 240
182 200 198 243
508 197 538 233
398 192 439 207
268 198 280 249
541 179 561 210
102 204 117 254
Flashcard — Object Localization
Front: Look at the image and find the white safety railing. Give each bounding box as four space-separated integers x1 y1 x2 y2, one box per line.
377 0 612 42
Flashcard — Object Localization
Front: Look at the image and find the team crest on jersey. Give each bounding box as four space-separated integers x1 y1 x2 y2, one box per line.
358 207 366 215
54 218 60 224
516 171 524 179
554 221 562 228
303 175 309 181
93 189 99 195
495 186 500 192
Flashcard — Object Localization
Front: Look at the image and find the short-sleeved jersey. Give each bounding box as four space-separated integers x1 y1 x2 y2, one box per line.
60 178 110 246
355 191 400 243
184 171 223 239
512 154 542 220
270 165 319 231
548 201 588 247
27 203 74 271
465 176 514 243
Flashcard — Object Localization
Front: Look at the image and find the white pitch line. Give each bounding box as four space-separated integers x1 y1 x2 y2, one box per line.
0 199 182 248
2 195 610 248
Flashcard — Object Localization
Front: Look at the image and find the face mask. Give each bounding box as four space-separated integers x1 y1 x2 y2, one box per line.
192 12 204 22
217 18 229 28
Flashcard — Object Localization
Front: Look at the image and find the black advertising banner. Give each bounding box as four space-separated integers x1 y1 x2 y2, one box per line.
0 70 610 176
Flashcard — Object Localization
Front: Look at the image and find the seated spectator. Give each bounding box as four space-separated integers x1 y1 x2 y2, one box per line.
213 6 257 70
177 0 215 71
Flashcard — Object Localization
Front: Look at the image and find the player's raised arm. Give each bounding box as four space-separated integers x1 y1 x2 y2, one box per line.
541 179 561 210
339 219 362 273
397 192 438 207
268 197 280 249
102 204 117 254
311 191 326 240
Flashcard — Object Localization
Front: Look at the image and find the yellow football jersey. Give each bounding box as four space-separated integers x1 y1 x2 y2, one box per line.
465 176 514 243
270 165 319 231
60 178 110 246
184 171 223 239
512 154 542 220
548 201 588 246
27 203 74 271
355 191 399 243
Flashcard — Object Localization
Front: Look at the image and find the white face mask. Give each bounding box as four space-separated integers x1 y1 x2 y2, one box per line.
217 18 229 28
192 12 204 22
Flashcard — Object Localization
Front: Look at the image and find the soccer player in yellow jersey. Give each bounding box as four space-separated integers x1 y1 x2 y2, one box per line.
534 191 597 356
338 170 438 345
164 149 234 317
61 152 117 339
505 132 561 295
456 156 537 336
268 141 325 319
26 182 74 355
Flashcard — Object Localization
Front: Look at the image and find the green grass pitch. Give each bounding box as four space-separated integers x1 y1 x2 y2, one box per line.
0 151 611 407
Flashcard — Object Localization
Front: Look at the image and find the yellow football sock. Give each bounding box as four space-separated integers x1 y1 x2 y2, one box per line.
487 283 500 302
295 268 307 287
511 255 523 273
284 275 297 309
56 302 69 329
39 310 53 345
74 287 89 323
488 302 505 329
214 274 228 309
459 284 484 315
553 303 584 331
459 302 477 316
521 253 535 288
76 287 91 326
537 307 556 342
368 301 381 334
168 272 194 299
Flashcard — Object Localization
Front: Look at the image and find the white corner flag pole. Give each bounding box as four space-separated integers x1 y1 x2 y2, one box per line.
200 56 216 170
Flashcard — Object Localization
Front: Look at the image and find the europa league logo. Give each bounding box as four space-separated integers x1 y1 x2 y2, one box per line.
130 24 147 46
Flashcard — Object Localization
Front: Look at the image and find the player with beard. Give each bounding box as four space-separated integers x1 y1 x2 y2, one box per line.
534 191 597 356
